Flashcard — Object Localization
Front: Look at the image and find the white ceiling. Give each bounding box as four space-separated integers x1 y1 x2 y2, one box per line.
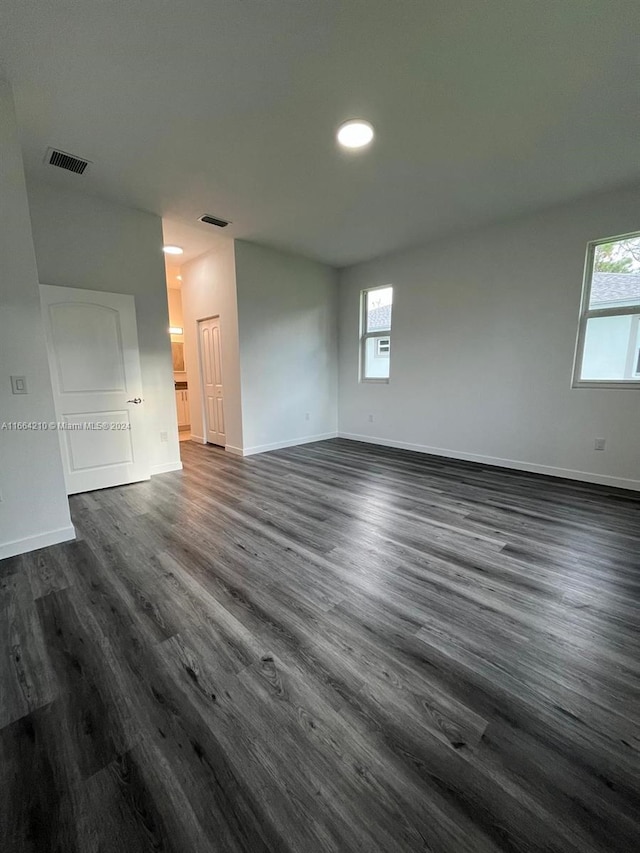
2 0 639 267
162 217 229 285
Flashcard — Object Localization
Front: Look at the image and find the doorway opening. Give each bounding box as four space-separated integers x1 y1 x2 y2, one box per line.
166 269 191 442
162 218 235 454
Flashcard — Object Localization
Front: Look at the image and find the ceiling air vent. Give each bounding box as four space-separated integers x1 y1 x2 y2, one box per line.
45 148 90 175
199 214 230 228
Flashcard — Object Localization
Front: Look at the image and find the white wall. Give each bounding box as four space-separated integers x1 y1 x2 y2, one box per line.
26 182 181 476
0 81 74 558
181 241 244 451
234 240 338 454
338 184 640 490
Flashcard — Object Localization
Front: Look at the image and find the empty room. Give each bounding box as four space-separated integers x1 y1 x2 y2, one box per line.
1 2 639 851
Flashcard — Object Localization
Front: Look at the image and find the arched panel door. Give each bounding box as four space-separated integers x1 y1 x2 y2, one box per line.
39 285 150 494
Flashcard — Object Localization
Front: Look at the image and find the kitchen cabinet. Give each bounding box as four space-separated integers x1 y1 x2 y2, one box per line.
175 388 190 428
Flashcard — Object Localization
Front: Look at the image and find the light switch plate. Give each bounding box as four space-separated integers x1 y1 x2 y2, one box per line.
11 376 28 394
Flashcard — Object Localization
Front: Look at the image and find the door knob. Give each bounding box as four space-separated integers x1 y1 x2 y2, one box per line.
127 397 142 404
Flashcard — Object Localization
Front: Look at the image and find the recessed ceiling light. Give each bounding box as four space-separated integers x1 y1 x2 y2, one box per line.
163 245 183 255
336 119 375 149
176 275 182 281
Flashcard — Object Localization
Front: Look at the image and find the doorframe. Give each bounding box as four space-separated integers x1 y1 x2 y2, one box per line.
197 314 225 447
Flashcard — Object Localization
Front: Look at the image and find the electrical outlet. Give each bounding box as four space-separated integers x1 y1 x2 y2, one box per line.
160 431 169 443
594 437 606 451
368 414 374 423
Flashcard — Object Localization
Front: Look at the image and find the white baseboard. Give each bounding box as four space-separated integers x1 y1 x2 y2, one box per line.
338 432 640 492
225 445 244 457
0 524 77 561
190 434 207 445
150 461 183 475
241 432 339 457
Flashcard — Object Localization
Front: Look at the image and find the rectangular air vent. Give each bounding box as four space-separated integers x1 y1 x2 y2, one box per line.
199 214 230 228
46 148 90 175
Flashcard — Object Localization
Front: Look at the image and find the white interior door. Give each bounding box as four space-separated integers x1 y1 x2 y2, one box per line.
198 316 226 446
39 285 150 494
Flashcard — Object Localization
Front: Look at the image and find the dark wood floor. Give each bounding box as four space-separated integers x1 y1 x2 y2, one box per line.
1 438 639 852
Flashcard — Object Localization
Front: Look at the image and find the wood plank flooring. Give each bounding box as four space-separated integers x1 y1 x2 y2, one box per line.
1 437 639 852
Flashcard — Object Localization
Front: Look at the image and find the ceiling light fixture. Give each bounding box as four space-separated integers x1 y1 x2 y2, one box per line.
176 275 182 281
336 119 375 149
169 326 183 335
163 245 183 255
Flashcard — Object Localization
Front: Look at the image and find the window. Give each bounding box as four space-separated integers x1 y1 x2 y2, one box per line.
573 232 640 388
360 285 392 381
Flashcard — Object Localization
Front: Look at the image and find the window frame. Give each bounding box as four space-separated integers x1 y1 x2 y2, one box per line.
360 285 393 384
572 230 640 389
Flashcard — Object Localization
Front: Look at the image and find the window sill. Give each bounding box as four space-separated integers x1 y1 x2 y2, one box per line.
572 379 640 390
360 378 390 385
